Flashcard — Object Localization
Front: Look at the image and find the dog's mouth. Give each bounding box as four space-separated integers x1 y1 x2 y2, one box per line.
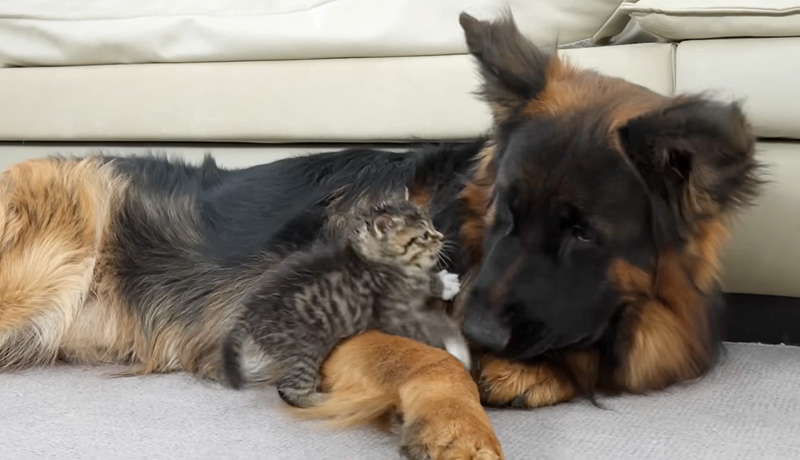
510 323 611 362
465 303 613 361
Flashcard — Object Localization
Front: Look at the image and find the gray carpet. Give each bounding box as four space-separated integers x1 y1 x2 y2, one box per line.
2 343 798 459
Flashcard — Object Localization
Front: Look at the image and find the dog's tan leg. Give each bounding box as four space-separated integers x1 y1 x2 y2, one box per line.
298 331 504 460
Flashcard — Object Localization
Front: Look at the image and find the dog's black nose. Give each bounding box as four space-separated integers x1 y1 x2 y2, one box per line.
463 300 511 353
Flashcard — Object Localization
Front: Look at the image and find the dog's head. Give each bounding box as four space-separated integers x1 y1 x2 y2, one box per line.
458 13 761 360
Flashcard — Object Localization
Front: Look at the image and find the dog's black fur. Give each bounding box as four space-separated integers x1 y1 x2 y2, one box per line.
100 143 481 336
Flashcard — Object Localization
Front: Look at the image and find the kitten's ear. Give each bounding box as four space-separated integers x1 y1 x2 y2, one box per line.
385 186 410 202
373 215 394 236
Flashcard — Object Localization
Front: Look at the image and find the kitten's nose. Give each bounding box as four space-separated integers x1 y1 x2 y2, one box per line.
431 230 444 240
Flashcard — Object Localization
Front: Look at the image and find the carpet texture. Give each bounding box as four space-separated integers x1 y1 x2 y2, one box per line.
2 343 798 459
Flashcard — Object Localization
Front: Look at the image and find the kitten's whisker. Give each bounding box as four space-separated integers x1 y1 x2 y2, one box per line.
440 241 457 252
436 251 453 269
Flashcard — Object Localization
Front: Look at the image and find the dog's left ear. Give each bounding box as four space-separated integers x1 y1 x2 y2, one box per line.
619 97 761 236
459 12 550 123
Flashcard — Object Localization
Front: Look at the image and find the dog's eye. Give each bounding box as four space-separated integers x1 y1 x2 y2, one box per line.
493 194 519 237
504 220 514 236
572 224 597 244
496 203 515 236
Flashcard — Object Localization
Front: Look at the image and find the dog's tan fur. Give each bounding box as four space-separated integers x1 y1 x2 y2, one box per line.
0 158 133 368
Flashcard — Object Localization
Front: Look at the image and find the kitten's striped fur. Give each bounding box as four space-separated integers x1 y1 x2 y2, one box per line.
221 199 467 408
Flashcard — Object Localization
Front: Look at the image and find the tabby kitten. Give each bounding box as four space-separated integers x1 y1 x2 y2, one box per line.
221 198 467 408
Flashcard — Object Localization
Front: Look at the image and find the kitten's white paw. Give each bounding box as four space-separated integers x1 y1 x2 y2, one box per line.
437 270 461 301
444 336 472 370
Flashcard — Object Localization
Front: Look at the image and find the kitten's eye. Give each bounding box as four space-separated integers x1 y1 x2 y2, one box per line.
422 231 430 240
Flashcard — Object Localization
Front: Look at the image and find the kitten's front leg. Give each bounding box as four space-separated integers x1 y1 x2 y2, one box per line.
378 301 471 371
431 270 461 301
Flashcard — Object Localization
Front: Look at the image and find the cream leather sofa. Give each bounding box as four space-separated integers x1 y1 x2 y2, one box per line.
0 0 797 299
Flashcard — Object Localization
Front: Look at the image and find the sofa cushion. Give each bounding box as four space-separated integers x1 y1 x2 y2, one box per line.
721 142 800 298
0 0 626 67
0 44 675 143
676 38 800 139
622 0 800 40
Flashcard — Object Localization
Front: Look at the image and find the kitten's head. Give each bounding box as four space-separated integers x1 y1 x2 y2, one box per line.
351 198 444 271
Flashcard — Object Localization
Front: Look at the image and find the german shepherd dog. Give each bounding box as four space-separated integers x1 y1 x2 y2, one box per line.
0 13 760 460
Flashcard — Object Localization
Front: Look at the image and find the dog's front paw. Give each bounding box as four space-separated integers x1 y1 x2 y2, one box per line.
478 355 576 408
437 270 461 301
396 351 504 460
399 413 503 460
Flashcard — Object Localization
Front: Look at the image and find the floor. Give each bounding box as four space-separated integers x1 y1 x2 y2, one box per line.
2 343 798 459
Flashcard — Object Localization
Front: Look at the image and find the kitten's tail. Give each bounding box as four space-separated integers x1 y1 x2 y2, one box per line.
221 324 246 390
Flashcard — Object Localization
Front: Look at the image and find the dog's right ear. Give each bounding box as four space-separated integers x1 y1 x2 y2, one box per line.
459 12 551 123
618 96 762 245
